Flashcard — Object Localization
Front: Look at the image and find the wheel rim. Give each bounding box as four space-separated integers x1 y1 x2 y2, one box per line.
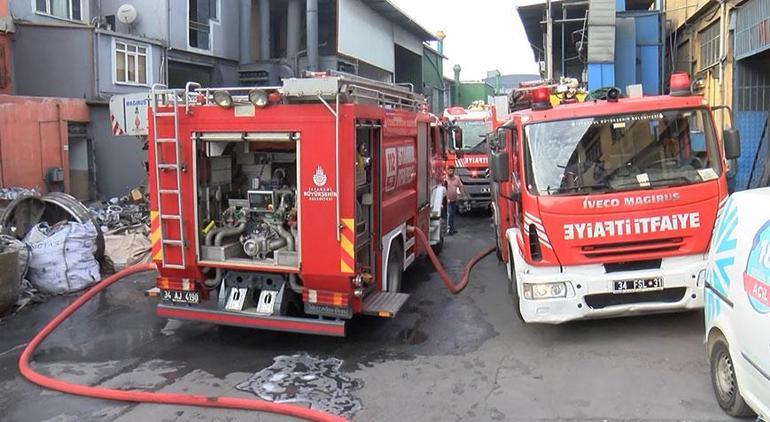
715 352 736 403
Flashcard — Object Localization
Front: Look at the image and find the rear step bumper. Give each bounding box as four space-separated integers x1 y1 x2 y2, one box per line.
156 303 346 337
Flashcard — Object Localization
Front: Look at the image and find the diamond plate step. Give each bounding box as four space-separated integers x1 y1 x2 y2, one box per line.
361 292 410 318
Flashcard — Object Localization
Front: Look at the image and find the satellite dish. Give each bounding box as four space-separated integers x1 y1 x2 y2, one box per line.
116 4 138 24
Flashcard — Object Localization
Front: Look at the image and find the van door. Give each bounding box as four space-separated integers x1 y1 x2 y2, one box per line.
739 221 770 394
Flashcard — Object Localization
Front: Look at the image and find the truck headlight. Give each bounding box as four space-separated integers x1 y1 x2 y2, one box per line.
523 282 568 300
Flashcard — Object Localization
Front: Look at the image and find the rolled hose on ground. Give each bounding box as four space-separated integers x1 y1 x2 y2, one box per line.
408 226 496 294
17 263 346 422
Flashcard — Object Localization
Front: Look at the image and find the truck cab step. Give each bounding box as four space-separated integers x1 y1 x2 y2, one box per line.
361 292 410 318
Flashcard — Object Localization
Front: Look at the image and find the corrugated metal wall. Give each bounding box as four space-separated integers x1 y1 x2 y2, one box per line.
733 0 770 189
735 0 770 60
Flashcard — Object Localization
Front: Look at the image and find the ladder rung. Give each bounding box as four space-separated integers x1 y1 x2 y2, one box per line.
159 189 180 194
155 112 177 117
161 214 182 220
156 138 178 144
158 164 178 170
163 264 187 270
162 239 183 246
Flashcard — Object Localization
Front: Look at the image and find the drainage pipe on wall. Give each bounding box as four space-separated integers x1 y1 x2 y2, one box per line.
287 0 302 63
240 0 253 64
306 0 319 71
259 0 271 60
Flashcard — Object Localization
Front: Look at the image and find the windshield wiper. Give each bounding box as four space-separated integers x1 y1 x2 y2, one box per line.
467 138 487 152
612 176 694 190
547 183 613 195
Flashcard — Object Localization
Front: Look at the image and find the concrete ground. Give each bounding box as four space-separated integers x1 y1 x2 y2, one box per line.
0 215 734 421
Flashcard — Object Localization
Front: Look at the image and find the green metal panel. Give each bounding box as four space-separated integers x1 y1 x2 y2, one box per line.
422 47 446 114
457 82 494 107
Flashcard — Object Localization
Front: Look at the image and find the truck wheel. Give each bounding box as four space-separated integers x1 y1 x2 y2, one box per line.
387 242 404 293
494 221 503 261
507 244 525 323
709 336 755 418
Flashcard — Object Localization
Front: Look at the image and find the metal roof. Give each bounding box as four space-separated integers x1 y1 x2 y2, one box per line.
359 0 437 41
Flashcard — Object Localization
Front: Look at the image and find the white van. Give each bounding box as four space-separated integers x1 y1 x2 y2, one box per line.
705 189 770 419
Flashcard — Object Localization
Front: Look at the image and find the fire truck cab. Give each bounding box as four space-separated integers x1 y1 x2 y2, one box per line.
148 73 445 336
442 102 499 212
488 76 742 323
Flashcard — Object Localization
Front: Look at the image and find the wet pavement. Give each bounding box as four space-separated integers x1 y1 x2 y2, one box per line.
0 215 730 421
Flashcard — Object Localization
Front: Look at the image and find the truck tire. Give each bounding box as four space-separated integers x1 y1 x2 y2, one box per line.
507 243 525 323
709 336 755 418
493 220 503 261
387 241 404 293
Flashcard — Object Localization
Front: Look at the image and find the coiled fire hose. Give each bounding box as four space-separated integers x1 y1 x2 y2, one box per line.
18 263 345 422
408 226 496 294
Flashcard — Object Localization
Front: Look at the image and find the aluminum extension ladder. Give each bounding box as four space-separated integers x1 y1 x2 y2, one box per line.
150 86 187 270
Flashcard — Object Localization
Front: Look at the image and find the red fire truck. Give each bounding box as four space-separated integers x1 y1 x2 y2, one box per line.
147 73 446 336
487 74 742 323
442 102 500 212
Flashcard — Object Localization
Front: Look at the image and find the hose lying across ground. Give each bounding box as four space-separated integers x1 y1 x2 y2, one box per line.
17 263 346 422
408 226 497 294
18 226 493 420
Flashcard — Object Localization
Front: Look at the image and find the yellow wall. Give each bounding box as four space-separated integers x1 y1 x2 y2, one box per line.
665 0 737 131
666 0 714 32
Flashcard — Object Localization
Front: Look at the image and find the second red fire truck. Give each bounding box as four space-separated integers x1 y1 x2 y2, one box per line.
488 74 741 323
147 73 447 336
442 102 501 212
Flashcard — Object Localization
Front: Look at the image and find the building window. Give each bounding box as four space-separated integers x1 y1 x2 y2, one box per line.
675 40 691 74
115 41 149 85
35 0 82 21
699 21 721 70
189 0 218 50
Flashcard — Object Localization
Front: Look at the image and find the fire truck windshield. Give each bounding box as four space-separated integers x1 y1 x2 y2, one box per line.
524 108 721 196
454 120 493 150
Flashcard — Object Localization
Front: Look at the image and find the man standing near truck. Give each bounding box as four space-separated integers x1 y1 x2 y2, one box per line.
445 165 465 235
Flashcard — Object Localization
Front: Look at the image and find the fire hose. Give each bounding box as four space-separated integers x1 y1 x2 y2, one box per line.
17 263 346 422
408 226 496 294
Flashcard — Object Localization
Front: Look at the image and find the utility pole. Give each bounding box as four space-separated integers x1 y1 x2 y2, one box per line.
545 0 553 81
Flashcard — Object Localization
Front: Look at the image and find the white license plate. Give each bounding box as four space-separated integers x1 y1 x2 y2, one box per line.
612 277 663 294
161 289 200 304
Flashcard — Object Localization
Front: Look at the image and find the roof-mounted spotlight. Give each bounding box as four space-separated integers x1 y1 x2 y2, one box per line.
248 89 269 108
213 91 233 108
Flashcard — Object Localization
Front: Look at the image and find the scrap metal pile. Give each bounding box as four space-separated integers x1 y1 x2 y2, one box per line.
0 191 104 315
0 187 40 201
88 188 150 232
0 185 153 315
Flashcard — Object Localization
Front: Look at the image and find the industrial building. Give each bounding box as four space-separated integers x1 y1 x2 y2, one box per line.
5 0 445 199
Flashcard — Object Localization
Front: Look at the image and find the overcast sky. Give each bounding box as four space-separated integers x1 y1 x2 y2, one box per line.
389 0 540 81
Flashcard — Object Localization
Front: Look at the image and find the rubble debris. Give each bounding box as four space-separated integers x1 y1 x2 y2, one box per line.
236 354 364 418
0 187 40 201
24 221 101 295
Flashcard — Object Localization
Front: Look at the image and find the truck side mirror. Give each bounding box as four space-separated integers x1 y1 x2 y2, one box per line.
723 128 741 160
453 128 463 149
491 151 510 182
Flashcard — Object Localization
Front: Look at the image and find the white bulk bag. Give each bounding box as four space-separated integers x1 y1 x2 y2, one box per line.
24 221 101 295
